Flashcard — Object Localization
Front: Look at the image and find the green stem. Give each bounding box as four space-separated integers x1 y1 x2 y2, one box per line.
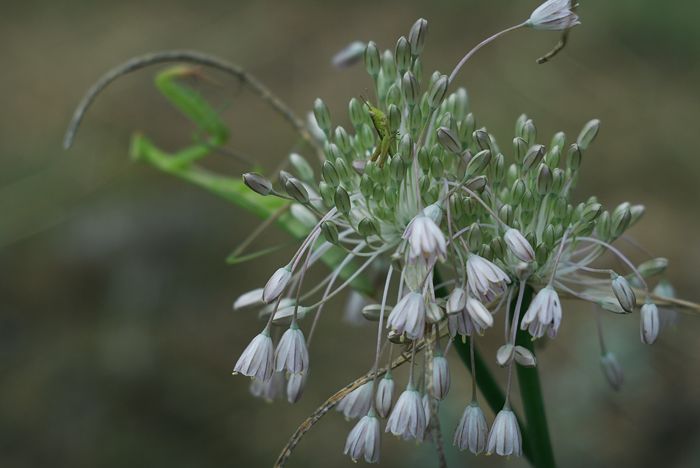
513 285 557 468
432 269 534 464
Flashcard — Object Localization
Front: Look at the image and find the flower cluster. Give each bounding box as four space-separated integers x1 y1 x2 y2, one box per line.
232 2 677 464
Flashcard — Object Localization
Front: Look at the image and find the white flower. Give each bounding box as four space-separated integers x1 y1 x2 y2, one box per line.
344 414 381 463
527 0 580 31
640 302 660 344
447 287 467 315
233 331 275 381
403 214 447 261
448 307 483 337
286 371 307 403
233 288 264 310
486 408 522 457
611 273 636 313
263 266 292 303
432 354 450 400
454 402 488 454
387 292 426 340
337 381 373 420
274 324 309 374
249 371 285 402
376 373 395 418
520 286 562 339
466 254 510 301
466 297 494 332
386 388 426 441
504 228 535 263
600 352 623 391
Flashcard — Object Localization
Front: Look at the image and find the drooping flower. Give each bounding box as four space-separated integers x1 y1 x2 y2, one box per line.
611 273 636 313
466 254 510 301
504 228 535 263
344 413 381 463
337 381 373 420
432 354 450 400
262 266 292 303
526 0 580 31
233 330 274 382
387 292 426 340
274 323 309 374
454 402 488 454
386 387 426 441
376 373 395 418
286 371 307 403
465 297 494 332
486 407 522 457
249 371 285 402
520 286 562 339
403 213 447 261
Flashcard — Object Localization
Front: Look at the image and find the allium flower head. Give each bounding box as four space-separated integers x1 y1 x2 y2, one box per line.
527 0 580 31
344 414 381 463
486 408 522 457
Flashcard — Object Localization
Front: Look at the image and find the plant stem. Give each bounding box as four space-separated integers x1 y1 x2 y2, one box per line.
513 285 557 468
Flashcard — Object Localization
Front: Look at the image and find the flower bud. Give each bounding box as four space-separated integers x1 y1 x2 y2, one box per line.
630 204 645 226
465 149 491 177
514 346 537 367
332 40 366 68
611 273 636 313
242 172 272 196
437 126 461 154
348 97 365 128
432 354 450 400
289 153 314 182
536 164 553 194
321 220 339 244
263 266 292 303
334 186 351 214
637 257 668 278
364 41 381 77
426 301 444 324
381 50 397 81
611 202 631 238
520 119 537 146
600 352 624 391
522 144 545 171
318 181 334 206
513 137 528 163
313 98 332 135
395 36 411 75
376 373 395 418
473 129 492 152
287 371 307 403
496 344 514 367
322 160 340 187
408 18 428 56
640 301 660 344
566 143 582 171
358 217 379 237
285 178 309 204
447 287 466 315
427 74 448 109
577 119 601 150
504 228 535 263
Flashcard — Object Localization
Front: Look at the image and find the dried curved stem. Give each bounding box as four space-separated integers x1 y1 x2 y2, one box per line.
273 338 436 467
63 50 321 156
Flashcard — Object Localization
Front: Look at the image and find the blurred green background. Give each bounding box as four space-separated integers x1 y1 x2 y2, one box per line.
2 1 700 467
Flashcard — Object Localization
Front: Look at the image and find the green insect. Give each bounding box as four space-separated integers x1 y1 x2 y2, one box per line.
361 97 396 167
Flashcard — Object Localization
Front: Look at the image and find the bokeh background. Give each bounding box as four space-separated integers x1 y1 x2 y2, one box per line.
2 1 700 467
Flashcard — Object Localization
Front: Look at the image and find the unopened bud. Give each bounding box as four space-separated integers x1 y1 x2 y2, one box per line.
536 164 553 194
637 257 668 278
600 352 624 391
496 344 514 367
313 98 332 135
334 187 351 214
263 266 292 303
285 178 309 204
513 137 528 163
611 273 636 313
566 143 582 171
514 346 536 367
427 74 448 109
523 144 545 171
395 36 411 75
364 41 381 77
640 301 660 344
402 72 420 105
504 228 535 263
332 41 366 68
321 221 339 244
465 149 491 177
242 172 272 196
408 18 428 55
437 126 461 154
289 153 314 182
577 119 601 150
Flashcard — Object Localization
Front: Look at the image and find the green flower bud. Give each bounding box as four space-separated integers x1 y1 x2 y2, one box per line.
358 217 379 237
285 178 309 204
536 164 552 194
381 50 397 82
523 144 545 172
566 143 582 171
521 119 537 146
386 105 401 134
466 222 481 250
418 147 430 171
279 170 293 186
582 202 602 223
427 74 448 109
408 18 428 56
464 175 487 192
465 149 491 177
242 172 272 196
348 97 365 128
490 152 505 183
545 145 561 168
364 41 381 77
543 225 556 247
402 71 420 106
390 153 406 180
596 210 611 239
358 123 376 149
359 174 373 198
552 168 565 193
313 98 332 135
395 36 411 75
319 181 334 206
637 258 668 278
473 129 491 151
430 157 444 178
611 202 632 238
321 221 339 244
550 131 566 152
490 236 506 259
514 114 528 137
535 242 549 265
577 119 601 150
499 204 514 225
630 204 645 226
289 153 314 182
553 196 568 219
322 160 340 186
399 133 413 160
334 126 351 154
513 137 528 163
334 186 351 214
511 179 526 204
437 126 461 154
479 244 493 260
